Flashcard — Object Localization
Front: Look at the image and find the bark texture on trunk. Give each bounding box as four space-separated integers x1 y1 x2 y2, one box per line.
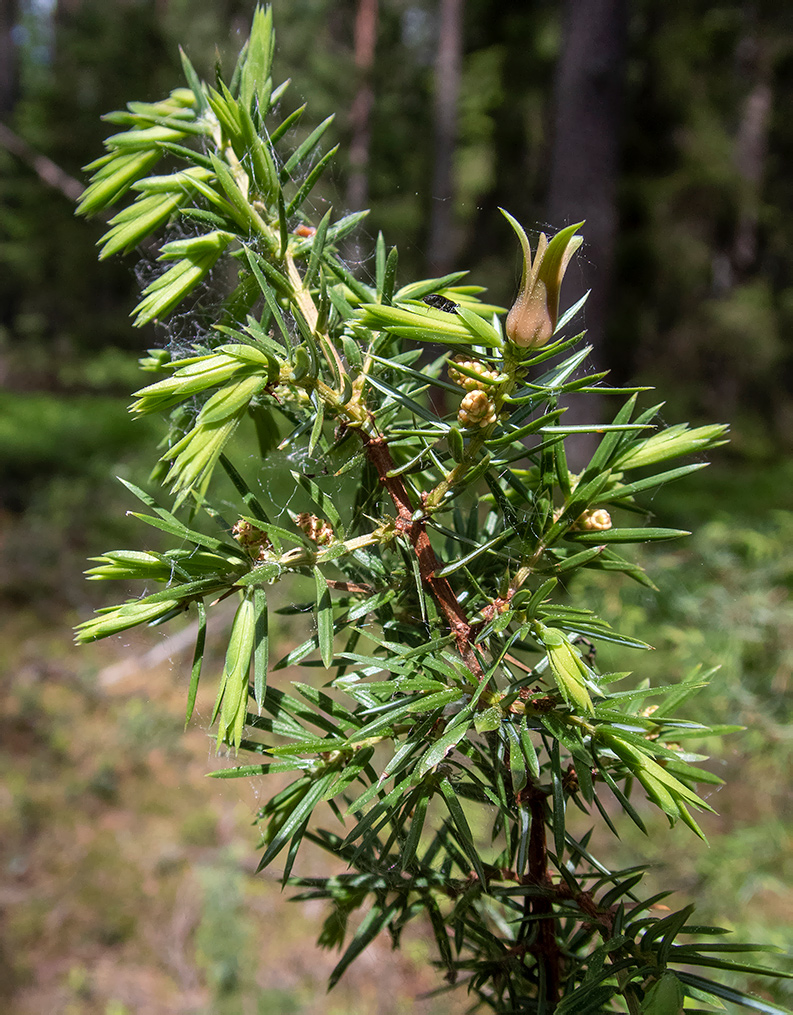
546 0 627 362
0 0 20 116
731 36 772 278
346 0 378 214
427 0 464 275
545 0 628 457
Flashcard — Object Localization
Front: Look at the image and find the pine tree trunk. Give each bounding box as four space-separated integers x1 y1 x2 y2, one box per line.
545 0 627 458
427 0 464 275
731 37 772 278
346 0 378 214
0 0 19 116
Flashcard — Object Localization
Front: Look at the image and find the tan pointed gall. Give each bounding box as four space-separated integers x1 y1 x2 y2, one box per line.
501 210 584 348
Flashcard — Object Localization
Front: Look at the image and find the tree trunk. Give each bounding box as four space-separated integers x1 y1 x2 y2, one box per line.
427 0 464 275
546 0 628 458
0 0 20 351
0 0 19 116
346 0 378 214
731 36 772 279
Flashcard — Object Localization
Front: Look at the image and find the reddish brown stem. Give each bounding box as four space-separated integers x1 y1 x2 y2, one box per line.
325 579 375 596
522 785 561 1004
359 433 482 677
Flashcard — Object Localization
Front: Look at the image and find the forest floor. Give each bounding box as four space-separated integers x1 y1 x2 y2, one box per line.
0 601 467 1015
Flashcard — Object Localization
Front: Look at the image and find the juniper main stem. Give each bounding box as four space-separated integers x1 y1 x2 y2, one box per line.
359 431 482 677
524 783 561 1005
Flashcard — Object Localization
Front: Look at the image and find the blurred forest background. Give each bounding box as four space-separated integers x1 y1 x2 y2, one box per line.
1 1 792 1013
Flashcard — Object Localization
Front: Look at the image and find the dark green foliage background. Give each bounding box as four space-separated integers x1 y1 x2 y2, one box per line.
3 0 793 471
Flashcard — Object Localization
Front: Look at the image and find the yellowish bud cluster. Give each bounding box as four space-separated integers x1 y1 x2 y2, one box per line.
448 357 500 391
295 512 335 545
458 389 497 428
552 506 613 532
232 519 271 559
575 508 612 532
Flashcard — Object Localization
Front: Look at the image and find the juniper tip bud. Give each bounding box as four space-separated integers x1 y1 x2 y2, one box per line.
458 389 497 428
501 210 583 349
295 512 335 545
576 508 612 532
232 519 272 560
448 357 501 391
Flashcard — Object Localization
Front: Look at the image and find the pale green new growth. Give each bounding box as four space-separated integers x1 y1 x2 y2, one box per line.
75 7 789 1014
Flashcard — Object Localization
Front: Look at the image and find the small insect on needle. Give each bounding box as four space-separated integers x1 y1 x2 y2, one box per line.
422 293 459 314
